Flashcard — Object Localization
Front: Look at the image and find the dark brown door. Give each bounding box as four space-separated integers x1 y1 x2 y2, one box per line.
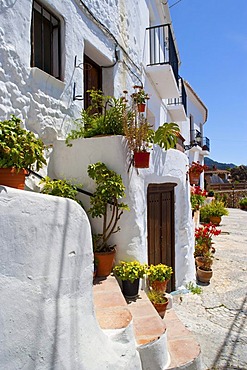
84 55 102 109
147 183 176 292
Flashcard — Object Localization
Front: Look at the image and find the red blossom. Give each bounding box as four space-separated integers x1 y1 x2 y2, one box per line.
195 222 221 246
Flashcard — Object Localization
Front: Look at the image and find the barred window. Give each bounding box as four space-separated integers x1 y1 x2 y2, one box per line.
31 0 61 79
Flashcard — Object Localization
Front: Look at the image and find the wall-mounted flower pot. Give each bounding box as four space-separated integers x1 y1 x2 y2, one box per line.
0 168 27 190
134 151 150 168
122 278 140 299
137 103 146 113
189 173 200 185
94 249 116 277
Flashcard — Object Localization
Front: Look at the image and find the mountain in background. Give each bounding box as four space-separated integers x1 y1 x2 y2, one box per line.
204 157 236 170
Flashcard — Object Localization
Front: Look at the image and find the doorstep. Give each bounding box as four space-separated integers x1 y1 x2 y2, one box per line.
93 275 201 369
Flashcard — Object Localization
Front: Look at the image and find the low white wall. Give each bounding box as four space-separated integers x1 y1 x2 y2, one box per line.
49 136 196 288
0 186 141 370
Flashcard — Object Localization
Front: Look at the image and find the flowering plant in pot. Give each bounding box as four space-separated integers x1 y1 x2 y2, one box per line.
131 86 149 112
113 260 148 298
188 161 208 185
88 162 129 277
197 252 214 283
195 222 221 249
147 264 173 293
0 115 46 189
190 186 207 210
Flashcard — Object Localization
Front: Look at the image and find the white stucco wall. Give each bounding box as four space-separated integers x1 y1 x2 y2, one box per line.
0 186 141 370
49 136 196 289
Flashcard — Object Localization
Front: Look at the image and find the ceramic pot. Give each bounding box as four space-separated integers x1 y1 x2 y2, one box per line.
197 266 213 283
189 173 200 185
150 279 168 293
122 278 140 299
152 298 169 318
94 249 116 277
0 168 27 190
137 103 146 113
195 256 205 269
134 151 150 168
209 216 221 226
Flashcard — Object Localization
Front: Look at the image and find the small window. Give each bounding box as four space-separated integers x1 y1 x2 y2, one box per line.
31 0 61 79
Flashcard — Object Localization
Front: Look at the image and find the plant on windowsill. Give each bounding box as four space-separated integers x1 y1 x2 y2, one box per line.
147 263 173 293
0 115 46 189
87 162 129 277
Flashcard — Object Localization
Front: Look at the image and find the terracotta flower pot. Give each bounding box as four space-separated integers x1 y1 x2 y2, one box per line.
209 216 221 226
0 168 28 190
151 279 168 293
137 103 146 113
197 266 213 283
134 151 150 168
189 172 200 185
94 249 116 277
152 298 169 318
195 256 205 269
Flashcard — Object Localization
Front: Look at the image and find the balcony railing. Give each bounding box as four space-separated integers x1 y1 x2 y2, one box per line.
146 24 179 84
201 137 210 152
184 130 210 152
167 77 187 114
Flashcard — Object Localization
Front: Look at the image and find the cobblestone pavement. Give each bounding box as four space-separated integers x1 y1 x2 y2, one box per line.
172 208 247 370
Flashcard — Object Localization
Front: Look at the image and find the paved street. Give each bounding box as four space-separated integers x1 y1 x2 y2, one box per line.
172 208 247 370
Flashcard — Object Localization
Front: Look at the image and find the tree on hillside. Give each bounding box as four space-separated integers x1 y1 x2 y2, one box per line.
230 165 247 182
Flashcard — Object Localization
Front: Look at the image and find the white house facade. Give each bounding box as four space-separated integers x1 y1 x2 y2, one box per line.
0 1 208 368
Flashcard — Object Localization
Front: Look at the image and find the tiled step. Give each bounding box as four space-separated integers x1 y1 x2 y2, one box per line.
93 275 201 370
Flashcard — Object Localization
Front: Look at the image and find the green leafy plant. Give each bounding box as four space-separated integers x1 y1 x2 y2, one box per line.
87 162 129 252
147 289 168 304
151 122 180 150
113 260 148 283
239 197 247 209
201 200 229 218
147 264 173 283
186 282 202 295
66 90 126 145
40 177 83 207
0 115 46 170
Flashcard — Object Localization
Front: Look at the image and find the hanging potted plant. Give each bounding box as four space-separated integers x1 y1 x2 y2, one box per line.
87 162 129 277
147 264 173 293
188 161 208 185
131 86 149 113
0 115 46 189
147 290 169 318
113 260 148 299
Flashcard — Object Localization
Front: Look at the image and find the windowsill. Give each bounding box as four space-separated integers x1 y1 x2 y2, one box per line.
30 67 65 91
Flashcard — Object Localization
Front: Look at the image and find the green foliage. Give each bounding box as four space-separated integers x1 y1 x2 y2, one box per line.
113 260 148 283
151 122 180 150
147 263 173 283
186 282 202 295
0 115 46 170
131 88 149 104
40 177 83 207
199 252 214 271
200 200 229 218
230 165 247 182
147 290 168 304
239 197 247 208
66 90 126 145
87 162 129 252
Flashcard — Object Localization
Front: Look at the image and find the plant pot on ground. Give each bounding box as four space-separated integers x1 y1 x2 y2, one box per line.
113 260 147 299
87 162 129 277
0 115 46 189
147 263 173 293
200 200 229 226
147 290 169 318
196 252 214 283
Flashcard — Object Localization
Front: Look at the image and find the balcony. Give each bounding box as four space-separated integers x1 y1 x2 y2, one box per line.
167 78 187 121
184 130 210 153
146 24 180 99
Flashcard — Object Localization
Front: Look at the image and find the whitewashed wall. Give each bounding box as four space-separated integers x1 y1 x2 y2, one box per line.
0 186 142 370
49 136 196 289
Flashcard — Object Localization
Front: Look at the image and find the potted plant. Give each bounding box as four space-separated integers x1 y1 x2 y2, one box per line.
200 200 229 225
0 115 46 189
196 252 214 283
190 186 207 211
147 289 169 318
87 162 129 277
147 264 173 293
113 260 148 298
66 89 126 145
239 197 247 211
188 161 208 185
131 86 149 112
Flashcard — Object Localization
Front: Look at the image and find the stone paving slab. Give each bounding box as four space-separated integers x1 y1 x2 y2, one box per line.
172 209 247 370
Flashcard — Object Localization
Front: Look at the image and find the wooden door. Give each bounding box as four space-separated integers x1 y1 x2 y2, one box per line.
84 55 102 109
147 183 176 292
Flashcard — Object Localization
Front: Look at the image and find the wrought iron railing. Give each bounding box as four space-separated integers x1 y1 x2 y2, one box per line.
202 137 210 151
184 130 210 152
146 24 179 84
167 77 187 114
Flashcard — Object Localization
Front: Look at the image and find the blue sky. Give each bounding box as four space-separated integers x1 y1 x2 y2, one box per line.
169 0 247 166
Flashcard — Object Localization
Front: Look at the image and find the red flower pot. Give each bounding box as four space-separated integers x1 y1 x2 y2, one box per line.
0 168 28 190
134 151 150 168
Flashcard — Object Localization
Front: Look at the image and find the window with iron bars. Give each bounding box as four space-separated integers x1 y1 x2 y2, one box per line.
31 0 61 79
